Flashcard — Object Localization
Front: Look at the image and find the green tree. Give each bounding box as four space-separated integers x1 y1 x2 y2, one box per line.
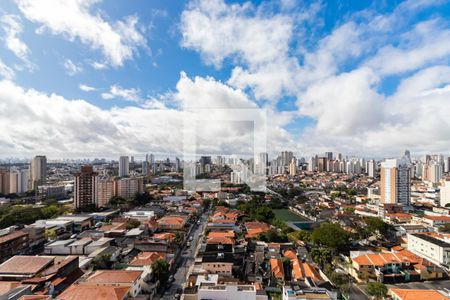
173 232 184 245
91 254 113 270
258 230 288 243
108 196 126 208
41 204 59 219
151 259 170 286
126 218 141 230
287 230 311 243
310 222 351 251
45 228 57 240
365 282 387 300
310 247 333 269
327 271 350 297
253 206 274 222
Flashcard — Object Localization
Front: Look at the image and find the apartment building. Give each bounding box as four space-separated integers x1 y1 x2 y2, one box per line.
407 233 450 269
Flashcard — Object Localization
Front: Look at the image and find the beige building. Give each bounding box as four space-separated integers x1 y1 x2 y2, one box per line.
116 177 144 199
97 178 117 207
439 179 450 207
30 155 47 190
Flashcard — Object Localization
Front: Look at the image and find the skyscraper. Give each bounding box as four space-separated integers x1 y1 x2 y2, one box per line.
380 156 411 206
30 155 47 190
367 160 376 178
119 156 129 177
74 165 98 209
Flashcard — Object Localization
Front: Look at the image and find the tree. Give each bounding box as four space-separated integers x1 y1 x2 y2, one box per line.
173 232 184 245
258 230 288 243
202 199 212 208
151 259 170 286
253 206 274 222
365 282 387 300
108 196 126 208
41 204 60 219
91 254 113 270
327 271 350 297
310 222 351 251
287 230 311 243
310 247 333 269
45 228 57 240
364 217 390 239
126 218 141 230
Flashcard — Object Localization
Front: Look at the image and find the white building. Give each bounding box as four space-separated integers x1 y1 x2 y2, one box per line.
407 233 450 269
380 156 411 206
440 179 450 207
197 283 267 300
119 156 130 177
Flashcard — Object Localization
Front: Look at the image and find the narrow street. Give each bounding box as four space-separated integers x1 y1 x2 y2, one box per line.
158 211 209 300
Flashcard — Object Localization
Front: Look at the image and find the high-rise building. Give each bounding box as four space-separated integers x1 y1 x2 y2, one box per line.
0 170 10 194
281 151 293 166
175 157 181 172
142 161 149 176
97 178 116 208
445 157 450 173
317 157 327 172
30 155 47 190
289 159 297 176
9 169 29 194
116 177 144 199
380 156 411 206
119 156 129 177
427 162 443 184
74 165 98 209
367 160 376 178
325 152 333 161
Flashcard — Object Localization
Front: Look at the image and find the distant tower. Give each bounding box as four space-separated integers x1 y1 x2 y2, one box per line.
30 155 47 190
119 156 129 177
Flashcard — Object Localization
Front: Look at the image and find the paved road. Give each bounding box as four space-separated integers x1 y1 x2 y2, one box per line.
348 284 370 300
159 211 209 300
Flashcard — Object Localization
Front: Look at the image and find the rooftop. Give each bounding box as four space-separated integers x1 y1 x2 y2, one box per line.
0 256 54 275
56 284 129 300
390 288 450 300
86 270 143 284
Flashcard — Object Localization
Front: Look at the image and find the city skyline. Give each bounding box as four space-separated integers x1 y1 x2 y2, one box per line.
0 0 449 158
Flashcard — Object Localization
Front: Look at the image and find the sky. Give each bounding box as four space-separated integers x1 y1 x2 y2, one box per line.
0 0 449 159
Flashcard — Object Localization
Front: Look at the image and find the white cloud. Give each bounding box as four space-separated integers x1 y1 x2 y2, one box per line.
0 73 295 158
79 83 96 92
0 15 30 62
63 59 82 75
365 19 450 75
101 85 140 102
0 59 14 80
180 0 300 100
90 61 108 70
15 0 147 67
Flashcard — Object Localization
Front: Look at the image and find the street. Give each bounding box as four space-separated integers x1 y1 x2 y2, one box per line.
158 211 209 300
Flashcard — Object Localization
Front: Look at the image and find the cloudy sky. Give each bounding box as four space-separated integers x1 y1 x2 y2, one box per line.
0 0 449 159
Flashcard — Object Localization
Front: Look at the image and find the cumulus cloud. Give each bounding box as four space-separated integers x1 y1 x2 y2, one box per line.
101 85 141 102
15 0 147 67
63 59 82 76
78 83 96 92
0 72 295 158
1 15 30 62
0 59 14 80
180 0 450 156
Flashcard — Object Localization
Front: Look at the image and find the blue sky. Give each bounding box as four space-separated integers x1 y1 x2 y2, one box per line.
0 0 449 159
